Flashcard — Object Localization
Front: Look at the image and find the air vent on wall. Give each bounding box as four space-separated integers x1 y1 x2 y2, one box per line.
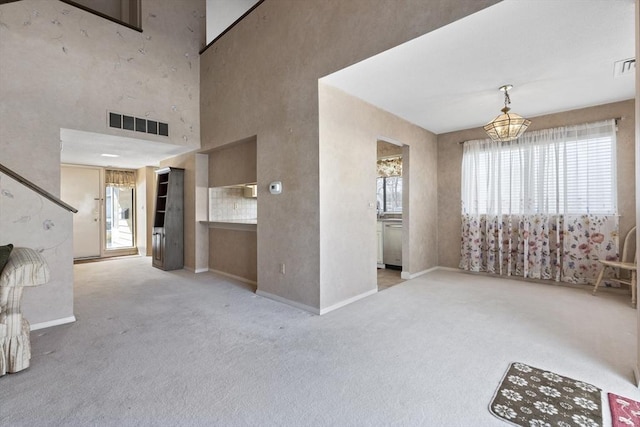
108 112 169 137
614 58 635 77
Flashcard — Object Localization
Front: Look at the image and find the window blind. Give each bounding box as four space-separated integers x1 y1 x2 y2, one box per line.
461 119 617 215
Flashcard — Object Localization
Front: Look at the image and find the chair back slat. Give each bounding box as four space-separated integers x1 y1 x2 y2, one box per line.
621 226 636 264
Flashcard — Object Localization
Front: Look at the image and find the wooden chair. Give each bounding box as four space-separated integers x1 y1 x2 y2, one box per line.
592 226 637 307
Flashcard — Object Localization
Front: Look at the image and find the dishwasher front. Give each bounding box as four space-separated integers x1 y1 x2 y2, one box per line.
383 222 402 267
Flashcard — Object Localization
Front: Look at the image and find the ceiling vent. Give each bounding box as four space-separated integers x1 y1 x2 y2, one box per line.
614 58 635 77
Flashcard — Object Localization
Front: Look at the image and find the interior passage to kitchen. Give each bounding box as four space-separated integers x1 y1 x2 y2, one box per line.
376 141 405 290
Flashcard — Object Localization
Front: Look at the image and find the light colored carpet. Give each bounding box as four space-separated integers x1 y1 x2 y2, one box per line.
1 257 638 426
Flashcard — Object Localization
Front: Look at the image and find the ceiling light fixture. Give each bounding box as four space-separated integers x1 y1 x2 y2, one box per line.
483 84 531 142
100 153 119 158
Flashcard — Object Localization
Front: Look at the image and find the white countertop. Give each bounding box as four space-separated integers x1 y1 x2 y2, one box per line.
200 219 257 231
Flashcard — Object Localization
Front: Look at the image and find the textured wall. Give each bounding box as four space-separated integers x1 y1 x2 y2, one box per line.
208 137 257 187
0 0 204 325
200 0 498 311
0 0 204 193
136 166 157 256
437 99 636 269
209 228 257 283
0 173 73 326
318 84 437 310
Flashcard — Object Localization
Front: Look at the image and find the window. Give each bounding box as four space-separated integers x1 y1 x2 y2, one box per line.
377 176 402 213
461 120 617 215
104 169 136 250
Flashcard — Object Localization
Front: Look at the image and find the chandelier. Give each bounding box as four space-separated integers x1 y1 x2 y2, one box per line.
483 84 531 142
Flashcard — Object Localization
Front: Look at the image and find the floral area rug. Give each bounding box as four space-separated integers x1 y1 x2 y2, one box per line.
490 362 602 427
608 393 640 426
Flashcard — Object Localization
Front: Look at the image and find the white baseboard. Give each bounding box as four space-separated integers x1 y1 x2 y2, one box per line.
209 268 257 286
30 316 76 331
182 266 208 273
400 266 459 280
256 289 320 314
319 288 378 315
256 288 378 316
434 266 460 272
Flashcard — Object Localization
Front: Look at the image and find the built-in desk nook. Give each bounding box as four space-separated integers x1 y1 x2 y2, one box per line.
203 136 257 285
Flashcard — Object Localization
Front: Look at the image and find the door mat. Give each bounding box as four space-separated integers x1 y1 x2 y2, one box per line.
608 393 640 426
490 362 602 427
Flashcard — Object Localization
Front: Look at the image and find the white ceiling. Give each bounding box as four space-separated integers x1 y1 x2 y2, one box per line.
60 128 195 169
321 0 636 134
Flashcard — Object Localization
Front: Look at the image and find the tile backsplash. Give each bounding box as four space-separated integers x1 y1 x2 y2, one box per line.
209 187 257 221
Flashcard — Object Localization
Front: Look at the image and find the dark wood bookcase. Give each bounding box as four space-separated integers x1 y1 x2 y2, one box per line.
152 167 184 270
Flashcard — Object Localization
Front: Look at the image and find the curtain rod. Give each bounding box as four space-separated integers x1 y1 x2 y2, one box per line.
457 116 623 145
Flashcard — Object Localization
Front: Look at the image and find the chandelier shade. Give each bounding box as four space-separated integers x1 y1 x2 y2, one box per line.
484 85 531 142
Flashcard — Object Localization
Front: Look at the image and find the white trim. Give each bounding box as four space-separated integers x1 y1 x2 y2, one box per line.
400 266 459 280
183 266 209 274
434 266 460 272
209 268 257 286
319 288 378 315
257 288 379 315
30 316 76 331
256 289 320 314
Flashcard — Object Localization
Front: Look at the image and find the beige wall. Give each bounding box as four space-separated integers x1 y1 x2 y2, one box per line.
200 0 498 311
209 229 257 283
136 166 157 256
208 137 257 187
318 84 438 310
437 99 636 268
0 172 74 326
0 0 204 325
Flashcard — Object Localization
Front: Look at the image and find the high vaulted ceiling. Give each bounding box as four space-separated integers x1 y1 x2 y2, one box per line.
63 0 636 168
322 0 635 135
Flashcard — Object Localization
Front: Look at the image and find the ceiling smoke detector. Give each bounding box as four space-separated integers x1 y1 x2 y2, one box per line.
614 58 635 77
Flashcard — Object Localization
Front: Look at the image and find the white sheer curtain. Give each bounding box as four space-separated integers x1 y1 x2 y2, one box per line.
460 120 619 284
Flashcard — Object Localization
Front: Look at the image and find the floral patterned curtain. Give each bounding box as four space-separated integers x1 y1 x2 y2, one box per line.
105 169 136 188
460 214 618 284
377 156 402 177
459 119 619 285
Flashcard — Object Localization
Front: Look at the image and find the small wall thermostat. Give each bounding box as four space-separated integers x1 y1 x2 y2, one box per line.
269 181 282 194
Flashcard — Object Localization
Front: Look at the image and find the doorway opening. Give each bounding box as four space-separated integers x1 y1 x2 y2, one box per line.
376 140 406 291
61 165 138 260
105 185 135 249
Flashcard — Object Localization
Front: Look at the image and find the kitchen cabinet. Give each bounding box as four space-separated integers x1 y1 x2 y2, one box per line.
152 167 184 270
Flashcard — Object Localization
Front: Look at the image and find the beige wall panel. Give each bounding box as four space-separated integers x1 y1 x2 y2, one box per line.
209 228 257 282
208 137 257 187
200 0 498 310
0 174 74 325
437 99 636 268
318 84 437 310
